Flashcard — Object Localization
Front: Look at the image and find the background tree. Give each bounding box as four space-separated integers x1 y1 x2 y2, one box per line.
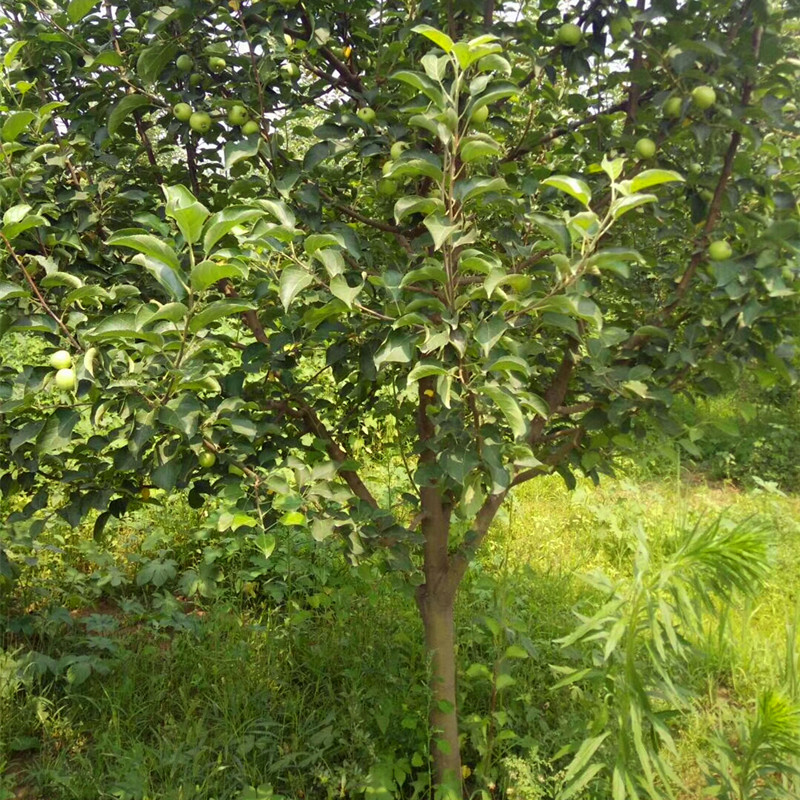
0 0 798 795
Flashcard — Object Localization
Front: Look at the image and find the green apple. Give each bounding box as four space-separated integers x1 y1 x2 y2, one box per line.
708 240 733 261
609 16 633 40
284 33 294 48
471 105 489 124
784 101 798 114
141 487 151 500
689 162 702 175
663 96 682 119
176 54 193 72
691 85 716 110
198 451 216 468
227 104 248 126
189 72 203 87
390 141 408 160
356 106 376 123
49 350 72 370
173 102 193 122
281 62 300 80
377 178 397 196
54 368 75 391
208 56 226 74
242 120 260 136
635 137 656 159
382 160 394 176
557 23 582 46
189 111 212 133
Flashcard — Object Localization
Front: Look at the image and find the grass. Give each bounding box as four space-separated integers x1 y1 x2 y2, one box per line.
2 466 800 799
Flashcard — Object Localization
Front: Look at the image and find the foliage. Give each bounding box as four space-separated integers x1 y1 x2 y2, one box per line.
1 0 799 788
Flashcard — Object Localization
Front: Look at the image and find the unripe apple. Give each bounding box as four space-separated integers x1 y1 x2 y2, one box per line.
382 160 394 176
189 72 203 87
189 111 212 133
635 137 656 159
390 141 408 160
377 178 397 196
356 106 376 123
198 451 216 468
208 56 226 74
227 104 248 126
173 102 193 122
689 162 702 175
708 240 733 261
284 33 293 48
471 105 489 124
49 350 72 370
54 368 76 391
609 16 632 40
242 120 260 136
663 96 682 119
557 23 582 46
281 62 300 80
176 54 193 73
141 487 151 500
691 85 716 110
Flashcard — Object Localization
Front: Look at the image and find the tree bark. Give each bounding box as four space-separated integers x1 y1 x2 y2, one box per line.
417 576 461 796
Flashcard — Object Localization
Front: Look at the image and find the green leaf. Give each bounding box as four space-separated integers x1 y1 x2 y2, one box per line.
486 355 530 376
252 532 276 558
610 193 658 219
106 231 179 270
329 275 362 309
280 268 313 311
0 281 29 301
280 511 306 526
460 136 502 162
374 333 414 370
407 362 450 382
203 206 263 254
163 185 209 245
390 70 445 106
423 214 459 250
601 155 625 182
628 169 685 193
2 110 35 142
455 176 507 204
541 175 592 207
189 299 256 332
480 385 527 438
529 214 570 253
190 260 244 292
107 95 151 136
386 156 444 183
2 213 47 240
224 136 260 169
37 409 80 453
136 41 178 84
411 24 454 53
67 0 100 22
562 733 610 785
394 196 442 224
131 254 187 301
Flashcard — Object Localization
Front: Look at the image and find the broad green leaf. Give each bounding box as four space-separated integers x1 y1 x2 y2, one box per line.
189 299 257 332
163 185 209 245
468 82 517 112
394 196 442 224
108 94 151 136
627 169 685 193
190 260 244 292
452 40 502 70
529 214 570 253
480 385 527 438
329 275 362 309
258 199 296 228
460 136 502 162
601 155 625 181
390 70 445 106
423 214 460 250
0 281 29 301
2 213 47 240
3 40 26 69
374 333 414 369
387 156 444 183
203 206 263 254
2 109 35 142
486 355 530 375
411 24 454 53
252 532 276 558
610 193 658 219
67 0 100 22
136 41 178 84
130 254 188 301
280 511 306 526
455 176 507 204
407 362 450 382
37 409 80 453
305 233 345 254
279 268 313 310
541 175 592 207
106 232 179 270
224 136 260 169
311 518 335 542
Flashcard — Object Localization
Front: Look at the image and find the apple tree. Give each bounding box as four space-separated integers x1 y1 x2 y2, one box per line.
1 0 799 795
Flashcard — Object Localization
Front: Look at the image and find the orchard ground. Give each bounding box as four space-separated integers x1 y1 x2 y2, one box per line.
2 392 800 799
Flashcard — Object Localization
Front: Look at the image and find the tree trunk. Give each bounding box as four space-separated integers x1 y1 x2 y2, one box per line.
417 581 462 797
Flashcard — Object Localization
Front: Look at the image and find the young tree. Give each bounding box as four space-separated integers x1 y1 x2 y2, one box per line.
1 0 798 794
